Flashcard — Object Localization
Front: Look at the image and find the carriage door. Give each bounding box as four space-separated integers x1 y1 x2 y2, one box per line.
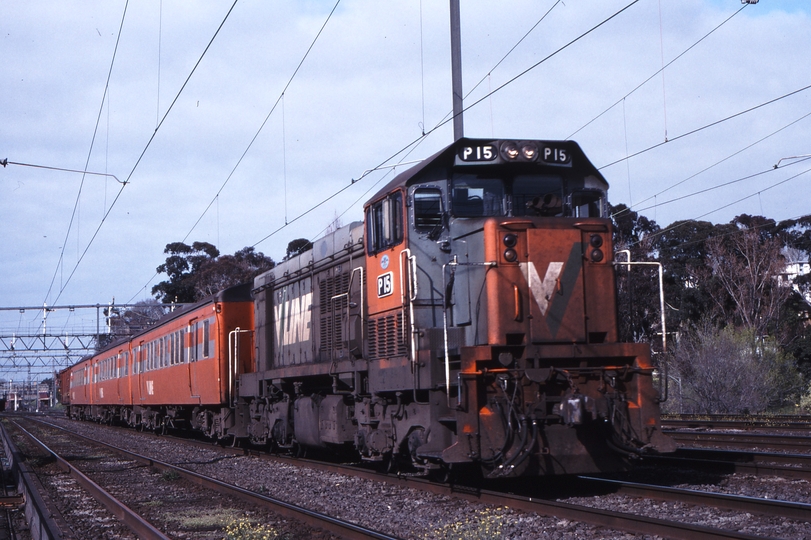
364 190 410 363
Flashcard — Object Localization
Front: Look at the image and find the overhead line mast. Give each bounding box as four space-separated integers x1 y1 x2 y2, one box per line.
450 0 464 141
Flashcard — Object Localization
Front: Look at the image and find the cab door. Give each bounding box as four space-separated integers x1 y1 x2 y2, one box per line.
364 190 410 363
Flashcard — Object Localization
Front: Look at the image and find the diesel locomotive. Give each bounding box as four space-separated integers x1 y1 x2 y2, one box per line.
60 137 675 478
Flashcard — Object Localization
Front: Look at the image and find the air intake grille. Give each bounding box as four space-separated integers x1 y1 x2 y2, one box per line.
367 312 407 360
319 272 350 354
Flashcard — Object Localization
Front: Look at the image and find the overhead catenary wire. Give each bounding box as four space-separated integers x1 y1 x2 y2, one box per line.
599 82 811 171
249 0 644 250
41 0 130 310
49 0 243 307
567 4 747 140
612 107 811 219
634 157 811 215
128 0 342 303
627 163 811 249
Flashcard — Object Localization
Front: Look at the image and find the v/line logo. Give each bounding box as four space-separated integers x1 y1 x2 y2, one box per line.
521 261 564 316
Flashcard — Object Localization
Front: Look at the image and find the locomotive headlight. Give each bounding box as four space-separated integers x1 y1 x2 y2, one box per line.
590 249 604 262
502 142 520 160
589 234 603 248
503 233 518 248
521 144 538 160
504 248 518 262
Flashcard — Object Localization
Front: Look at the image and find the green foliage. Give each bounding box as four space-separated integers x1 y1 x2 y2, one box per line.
152 241 220 303
284 238 312 260
223 517 291 540
151 242 274 304
610 204 662 345
161 469 180 482
423 507 508 540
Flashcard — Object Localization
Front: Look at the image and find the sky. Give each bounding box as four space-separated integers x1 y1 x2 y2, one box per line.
2 0 810 380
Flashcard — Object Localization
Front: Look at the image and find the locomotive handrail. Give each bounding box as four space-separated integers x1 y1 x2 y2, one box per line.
400 249 419 367
442 257 498 407
228 327 253 406
614 250 668 403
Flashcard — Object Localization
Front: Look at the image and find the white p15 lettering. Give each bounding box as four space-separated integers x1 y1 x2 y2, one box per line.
461 145 496 161
377 272 393 298
543 147 568 164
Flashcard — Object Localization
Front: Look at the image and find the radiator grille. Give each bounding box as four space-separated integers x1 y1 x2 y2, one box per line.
368 312 408 360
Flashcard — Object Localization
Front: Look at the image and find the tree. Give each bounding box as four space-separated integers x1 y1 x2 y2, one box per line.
666 323 802 414
98 299 169 349
655 219 720 330
152 242 220 303
285 238 312 260
152 242 274 304
193 247 276 298
610 204 661 344
704 221 790 338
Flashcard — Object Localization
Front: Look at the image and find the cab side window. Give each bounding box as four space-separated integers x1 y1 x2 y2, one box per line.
366 192 404 254
571 190 605 218
413 188 443 231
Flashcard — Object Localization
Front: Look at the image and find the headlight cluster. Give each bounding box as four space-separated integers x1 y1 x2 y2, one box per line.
500 141 539 162
503 233 518 262
589 234 604 262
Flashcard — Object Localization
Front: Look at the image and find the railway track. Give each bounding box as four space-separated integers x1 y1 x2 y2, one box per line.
662 415 811 432
3 416 397 539
665 429 811 453
20 414 811 539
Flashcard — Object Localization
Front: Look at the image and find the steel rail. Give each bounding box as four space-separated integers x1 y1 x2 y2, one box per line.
11 421 171 540
647 454 811 481
663 418 811 431
36 415 781 540
230 445 778 539
0 421 72 540
666 430 811 452
21 417 399 540
676 447 811 468
577 476 811 521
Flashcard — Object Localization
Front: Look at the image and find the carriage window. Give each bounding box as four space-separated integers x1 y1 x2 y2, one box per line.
572 190 605 218
414 188 443 231
366 192 404 254
451 175 504 217
203 320 211 358
513 175 564 217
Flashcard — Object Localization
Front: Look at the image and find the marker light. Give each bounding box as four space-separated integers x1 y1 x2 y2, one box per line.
521 144 538 160
503 233 518 248
590 249 604 262
504 249 518 262
502 142 520 160
589 234 603 248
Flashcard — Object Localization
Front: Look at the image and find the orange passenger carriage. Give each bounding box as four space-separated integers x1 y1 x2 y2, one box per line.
65 284 254 437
